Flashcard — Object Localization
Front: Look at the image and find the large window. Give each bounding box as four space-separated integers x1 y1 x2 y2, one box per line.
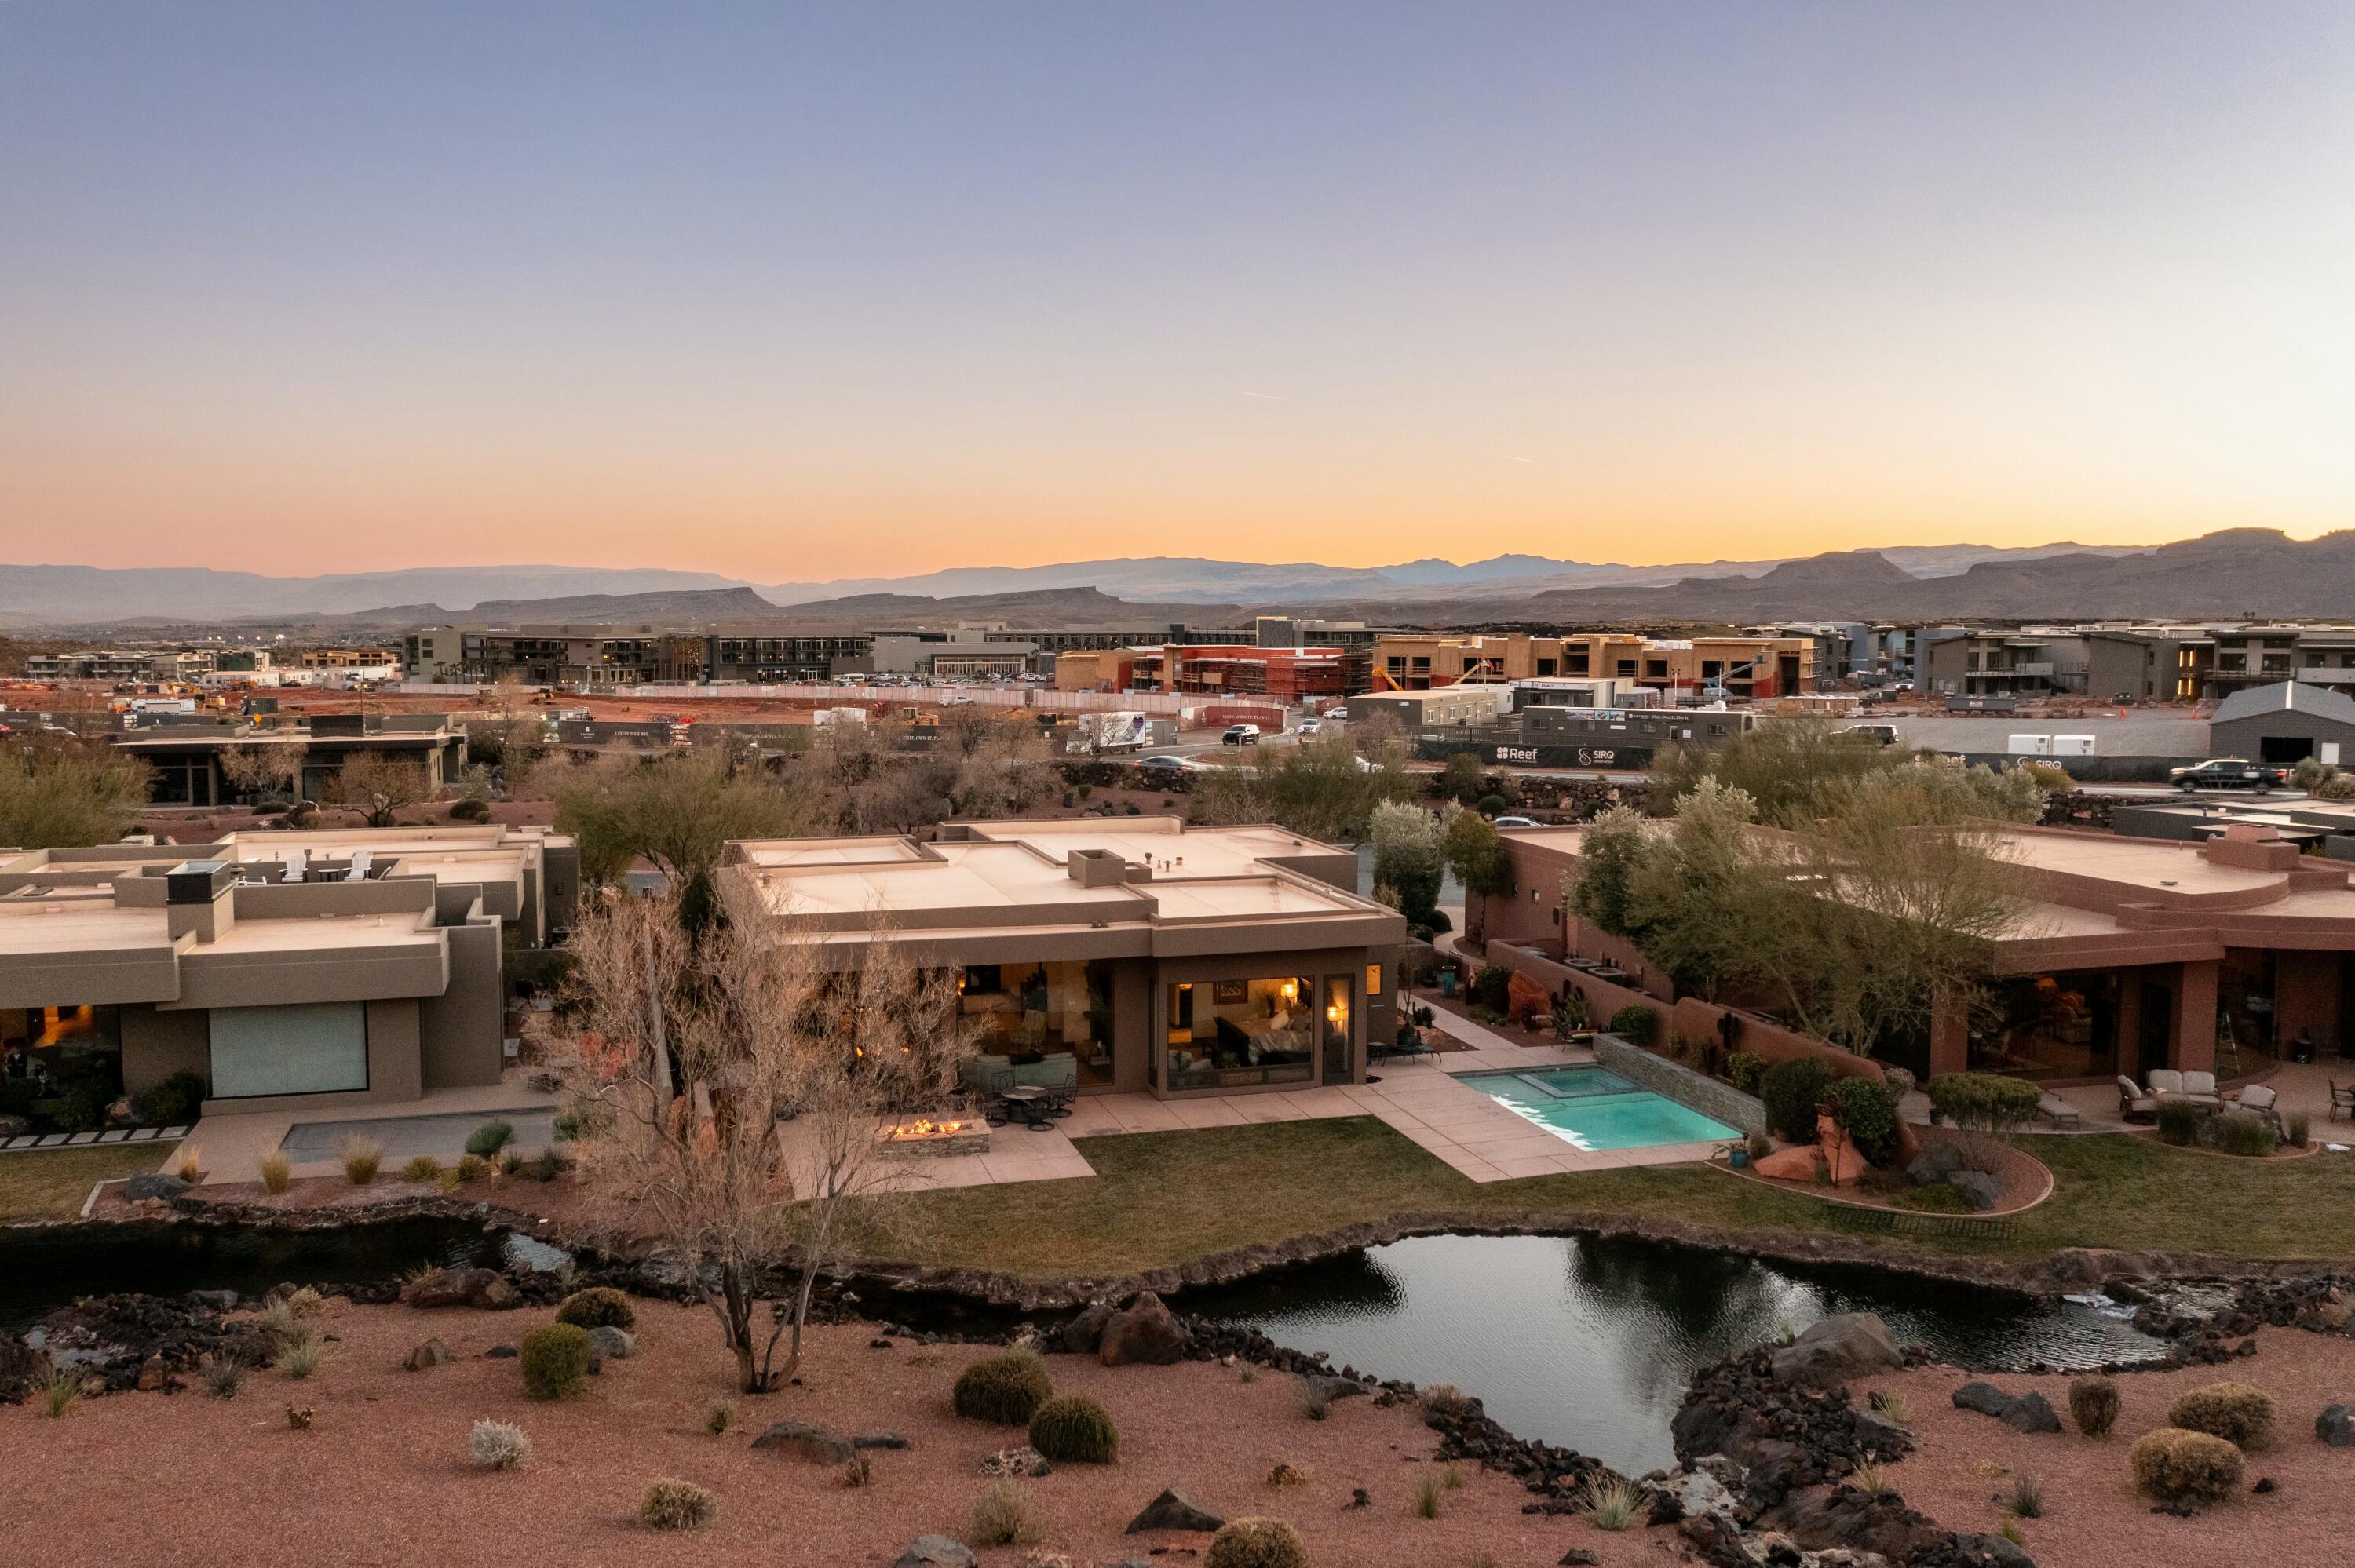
960 960 1114 1085
1970 972 2118 1080
1165 977 1315 1090
209 1001 369 1099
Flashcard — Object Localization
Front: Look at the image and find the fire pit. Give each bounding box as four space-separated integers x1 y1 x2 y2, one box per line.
880 1114 991 1158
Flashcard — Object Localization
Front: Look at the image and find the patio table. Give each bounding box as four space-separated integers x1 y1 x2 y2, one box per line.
997 1086 1057 1132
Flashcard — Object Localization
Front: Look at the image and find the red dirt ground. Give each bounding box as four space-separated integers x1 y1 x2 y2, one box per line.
1853 1328 2355 1566
0 1299 1658 1566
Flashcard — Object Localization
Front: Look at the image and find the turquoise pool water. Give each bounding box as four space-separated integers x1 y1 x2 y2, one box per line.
1463 1067 1740 1151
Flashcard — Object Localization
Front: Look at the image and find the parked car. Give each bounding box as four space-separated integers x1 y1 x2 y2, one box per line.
1842 723 1900 746
2170 757 2287 792
1222 724 1261 746
1324 706 1349 720
1296 717 1320 735
1136 753 1197 771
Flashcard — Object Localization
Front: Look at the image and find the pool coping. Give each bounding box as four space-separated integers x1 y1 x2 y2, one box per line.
1459 1067 1745 1156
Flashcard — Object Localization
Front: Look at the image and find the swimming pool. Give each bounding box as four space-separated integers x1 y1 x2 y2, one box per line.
1462 1066 1740 1151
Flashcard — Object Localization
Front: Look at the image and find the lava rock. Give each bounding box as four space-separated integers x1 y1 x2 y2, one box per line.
1560 1552 1601 1567
400 1267 519 1311
750 1420 857 1464
1952 1381 2062 1434
1123 1488 1225 1533
402 1338 451 1371
124 1174 189 1202
1906 1144 1964 1186
587 1326 633 1360
1769 1314 1903 1391
853 1431 912 1450
1100 1292 1190 1366
1947 1170 2005 1212
891 1536 976 1568
1302 1373 1368 1404
1059 1299 1116 1355
485 1344 518 1359
2318 1404 2355 1446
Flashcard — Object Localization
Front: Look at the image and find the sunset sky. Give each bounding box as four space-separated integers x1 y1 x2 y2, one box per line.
4 2 2350 585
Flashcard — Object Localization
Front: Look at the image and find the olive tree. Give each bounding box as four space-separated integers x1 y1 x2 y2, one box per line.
1442 806 1513 946
557 748 827 889
1369 800 1445 929
0 737 153 847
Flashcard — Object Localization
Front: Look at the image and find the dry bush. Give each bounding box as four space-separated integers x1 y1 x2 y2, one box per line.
638 1477 715 1531
256 1147 292 1194
966 1478 1044 1547
2068 1376 2119 1438
1205 1517 1309 1568
2167 1381 2274 1448
335 1136 383 1186
2129 1427 2243 1504
468 1418 531 1471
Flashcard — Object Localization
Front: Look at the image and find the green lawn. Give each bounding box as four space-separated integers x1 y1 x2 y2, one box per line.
0 1140 180 1222
870 1118 2355 1279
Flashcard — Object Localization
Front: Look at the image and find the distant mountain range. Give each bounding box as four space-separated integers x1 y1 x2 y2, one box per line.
2 531 2348 632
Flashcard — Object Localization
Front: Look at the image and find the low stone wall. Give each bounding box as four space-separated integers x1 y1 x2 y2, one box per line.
1595 1033 1765 1137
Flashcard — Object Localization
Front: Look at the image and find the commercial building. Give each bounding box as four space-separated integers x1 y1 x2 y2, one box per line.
725 817 1402 1097
1370 632 1812 701
0 824 577 1118
1348 687 1513 731
118 713 465 806
1126 645 1350 702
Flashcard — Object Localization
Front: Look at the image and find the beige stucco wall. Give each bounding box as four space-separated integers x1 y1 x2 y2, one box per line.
420 921 506 1088
120 1004 209 1096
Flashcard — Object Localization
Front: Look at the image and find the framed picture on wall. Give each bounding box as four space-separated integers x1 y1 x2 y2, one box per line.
1212 979 1247 1005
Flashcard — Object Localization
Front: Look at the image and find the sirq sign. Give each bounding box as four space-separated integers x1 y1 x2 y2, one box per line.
1574 747 1621 768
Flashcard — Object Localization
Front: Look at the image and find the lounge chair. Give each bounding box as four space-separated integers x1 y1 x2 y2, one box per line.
2036 1093 2083 1130
2331 1079 2355 1121
2116 1076 2156 1123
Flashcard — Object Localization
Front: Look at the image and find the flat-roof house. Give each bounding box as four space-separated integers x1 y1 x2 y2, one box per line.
725 817 1404 1097
1484 819 2355 1089
0 825 576 1118
118 713 465 806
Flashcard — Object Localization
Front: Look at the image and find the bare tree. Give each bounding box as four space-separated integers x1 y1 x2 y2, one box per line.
329 753 432 826
217 742 307 804
554 881 966 1391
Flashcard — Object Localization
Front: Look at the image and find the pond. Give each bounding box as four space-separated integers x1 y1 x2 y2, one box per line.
1179 1231 2161 1474
0 1219 570 1333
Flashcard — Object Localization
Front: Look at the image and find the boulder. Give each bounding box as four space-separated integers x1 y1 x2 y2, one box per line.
187 1289 239 1311
1906 1144 1964 1187
853 1431 911 1450
135 1353 169 1391
486 1344 518 1359
1947 1170 2004 1212
891 1537 977 1568
750 1420 857 1464
124 1173 189 1202
402 1338 451 1372
0 1114 33 1139
1100 1291 1190 1366
2317 1404 2355 1446
400 1267 517 1311
1302 1373 1368 1403
979 1446 1053 1477
1059 1299 1115 1355
1123 1487 1225 1533
1769 1314 1903 1390
587 1326 633 1360
1951 1381 2061 1434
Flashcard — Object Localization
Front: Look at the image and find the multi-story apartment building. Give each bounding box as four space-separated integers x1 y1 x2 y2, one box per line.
2207 626 2355 695
1918 629 2089 697
25 649 218 684
1126 644 1349 701
1368 632 1811 701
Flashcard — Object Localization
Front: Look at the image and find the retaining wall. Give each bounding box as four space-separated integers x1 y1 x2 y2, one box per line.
1594 1033 1765 1137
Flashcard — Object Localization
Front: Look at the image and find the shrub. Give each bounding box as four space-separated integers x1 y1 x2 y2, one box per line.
952 1349 1053 1424
1760 1058 1835 1143
2068 1376 2119 1437
2291 756 2331 791
525 1150 564 1181
455 1153 490 1183
2215 1110 2278 1158
203 1354 246 1399
1869 1389 1912 1425
1300 1379 1329 1420
966 1477 1044 1547
257 1148 292 1194
1608 1004 1659 1047
2155 1098 2202 1147
402 1155 441 1183
638 1477 715 1532
1745 1130 1773 1162
2288 1110 2313 1149
704 1400 736 1435
1028 1394 1119 1463
469 1417 531 1470
133 1069 206 1127
1926 1072 2043 1143
170 1143 204 1183
2167 1381 2274 1447
1440 1461 1465 1490
519 1323 593 1401
448 796 492 822
50 1078 108 1132
336 1136 383 1186
554 1286 636 1331
41 1367 81 1417
1471 965 1513 1012
2010 1473 2043 1519
1580 1474 1644 1530
2317 771 2355 801
495 1147 525 1177
465 1120 514 1158
1825 1075 1901 1163
281 1333 324 1380
1413 1471 1441 1519
1420 1383 1473 1420
2128 1427 2243 1505
1725 1051 1765 1095
1205 1517 1309 1568
1850 1460 1892 1498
